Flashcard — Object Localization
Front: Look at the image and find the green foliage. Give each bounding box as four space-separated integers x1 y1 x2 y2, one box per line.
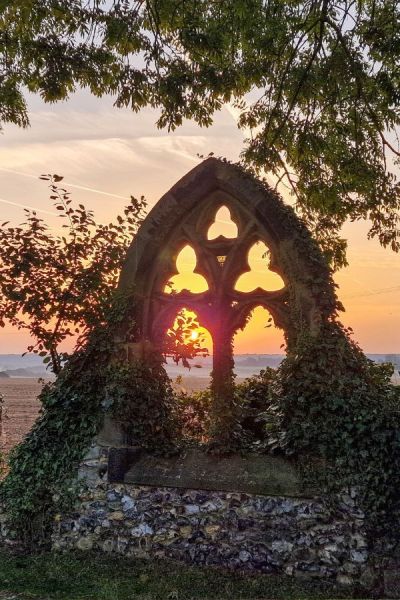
0 175 215 539
0 175 147 373
0 163 397 548
2 294 399 545
0 307 178 541
234 368 276 450
209 339 240 453
174 368 276 449
163 309 209 368
0 392 5 479
1 1 399 261
268 322 400 537
108 356 178 453
175 317 400 539
174 387 212 444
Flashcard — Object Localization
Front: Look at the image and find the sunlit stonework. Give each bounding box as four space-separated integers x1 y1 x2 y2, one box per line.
118 158 328 404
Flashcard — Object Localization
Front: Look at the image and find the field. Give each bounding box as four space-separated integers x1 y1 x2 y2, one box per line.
0 376 213 457
0 378 43 456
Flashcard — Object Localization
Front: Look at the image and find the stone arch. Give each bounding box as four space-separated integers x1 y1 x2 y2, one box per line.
114 158 337 440
118 158 337 353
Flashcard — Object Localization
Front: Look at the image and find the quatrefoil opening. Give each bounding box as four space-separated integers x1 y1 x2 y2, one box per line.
207 205 238 240
235 241 285 293
164 245 209 294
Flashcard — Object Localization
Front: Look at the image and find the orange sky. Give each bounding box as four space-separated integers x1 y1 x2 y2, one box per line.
0 90 399 355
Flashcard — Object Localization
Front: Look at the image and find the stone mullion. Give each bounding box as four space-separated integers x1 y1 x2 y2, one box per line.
208 232 242 449
209 297 236 449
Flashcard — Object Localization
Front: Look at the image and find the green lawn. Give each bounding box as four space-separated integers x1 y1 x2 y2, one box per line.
0 549 362 600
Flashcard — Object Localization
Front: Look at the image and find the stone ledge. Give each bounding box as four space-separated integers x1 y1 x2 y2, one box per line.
124 449 316 498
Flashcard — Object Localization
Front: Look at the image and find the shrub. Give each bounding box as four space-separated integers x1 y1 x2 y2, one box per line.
269 322 400 538
174 388 212 444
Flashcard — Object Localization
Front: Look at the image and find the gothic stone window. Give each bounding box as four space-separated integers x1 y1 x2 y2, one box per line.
117 158 336 442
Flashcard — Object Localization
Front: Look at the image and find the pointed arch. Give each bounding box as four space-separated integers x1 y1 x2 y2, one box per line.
118 157 337 350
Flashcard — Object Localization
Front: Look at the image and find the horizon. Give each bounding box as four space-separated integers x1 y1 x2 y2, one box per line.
1 351 399 361
1 351 399 384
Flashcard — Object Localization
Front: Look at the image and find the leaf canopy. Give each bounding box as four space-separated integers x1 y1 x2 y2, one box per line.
1 0 399 263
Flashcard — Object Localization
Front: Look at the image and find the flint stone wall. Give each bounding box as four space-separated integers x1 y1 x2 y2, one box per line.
53 484 367 584
0 444 376 589
49 444 370 586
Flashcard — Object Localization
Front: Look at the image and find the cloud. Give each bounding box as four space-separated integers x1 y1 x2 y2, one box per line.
0 123 240 224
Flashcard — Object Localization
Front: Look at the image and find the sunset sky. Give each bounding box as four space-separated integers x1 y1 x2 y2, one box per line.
0 89 399 355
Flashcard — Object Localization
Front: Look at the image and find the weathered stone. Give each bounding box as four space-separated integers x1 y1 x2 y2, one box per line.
202 500 225 512
239 550 251 562
97 416 126 447
124 450 310 497
76 536 93 551
84 445 101 461
384 570 400 599
359 566 378 590
108 511 124 521
341 561 360 575
351 533 367 549
22 157 391 590
271 540 294 555
106 490 122 502
130 523 153 537
292 547 317 562
78 466 101 486
121 495 136 512
205 525 220 539
102 539 116 552
185 504 200 515
116 157 337 424
350 549 368 563
336 574 353 586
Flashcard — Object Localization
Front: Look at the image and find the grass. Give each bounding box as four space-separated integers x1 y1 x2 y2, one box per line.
0 549 361 600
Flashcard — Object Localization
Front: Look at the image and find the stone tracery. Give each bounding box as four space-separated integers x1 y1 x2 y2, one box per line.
117 157 337 439
207 205 238 240
164 245 209 295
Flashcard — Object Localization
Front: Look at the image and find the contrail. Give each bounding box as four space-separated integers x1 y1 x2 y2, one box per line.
0 167 128 200
338 274 376 296
343 285 400 299
0 197 57 216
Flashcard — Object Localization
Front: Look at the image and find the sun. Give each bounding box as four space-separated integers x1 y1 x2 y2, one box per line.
190 329 199 341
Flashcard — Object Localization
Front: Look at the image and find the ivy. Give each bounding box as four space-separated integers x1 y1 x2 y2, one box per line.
0 329 112 543
0 392 5 479
107 356 178 454
266 322 400 540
